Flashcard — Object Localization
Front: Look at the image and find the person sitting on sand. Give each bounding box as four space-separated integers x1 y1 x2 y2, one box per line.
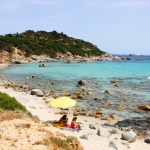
58 115 68 127
71 117 80 129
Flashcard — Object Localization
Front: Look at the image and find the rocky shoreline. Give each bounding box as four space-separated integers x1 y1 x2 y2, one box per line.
0 49 130 65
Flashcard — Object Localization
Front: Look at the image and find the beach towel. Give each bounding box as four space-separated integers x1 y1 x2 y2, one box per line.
59 124 80 132
53 122 64 128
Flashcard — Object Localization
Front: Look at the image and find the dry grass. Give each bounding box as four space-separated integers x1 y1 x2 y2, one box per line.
43 135 84 150
0 110 39 122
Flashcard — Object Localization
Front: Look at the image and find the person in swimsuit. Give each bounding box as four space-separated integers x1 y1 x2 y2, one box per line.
59 115 68 127
71 116 80 128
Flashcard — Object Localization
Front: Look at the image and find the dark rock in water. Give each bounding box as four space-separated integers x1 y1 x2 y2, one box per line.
114 117 150 130
77 95 84 100
78 79 88 86
39 63 45 67
111 80 116 84
94 97 99 101
14 61 22 64
104 90 112 94
32 75 37 78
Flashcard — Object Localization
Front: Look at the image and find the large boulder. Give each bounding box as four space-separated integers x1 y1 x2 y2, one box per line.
78 79 88 86
30 89 44 97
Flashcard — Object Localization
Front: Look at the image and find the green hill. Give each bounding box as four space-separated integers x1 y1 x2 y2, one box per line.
0 30 105 58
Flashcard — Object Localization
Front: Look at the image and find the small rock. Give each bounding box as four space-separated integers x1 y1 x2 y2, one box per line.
122 131 137 143
144 137 150 144
109 141 118 150
97 127 110 137
105 90 111 94
80 134 88 140
89 124 96 129
87 91 93 95
73 111 79 116
110 129 118 134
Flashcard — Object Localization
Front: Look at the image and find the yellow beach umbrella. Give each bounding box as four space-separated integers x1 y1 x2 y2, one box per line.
50 96 76 109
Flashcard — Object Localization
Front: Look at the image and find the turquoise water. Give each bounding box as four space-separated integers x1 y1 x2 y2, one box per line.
0 55 150 118
2 58 150 80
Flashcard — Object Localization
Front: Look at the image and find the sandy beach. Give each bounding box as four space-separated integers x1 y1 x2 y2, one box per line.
0 83 149 150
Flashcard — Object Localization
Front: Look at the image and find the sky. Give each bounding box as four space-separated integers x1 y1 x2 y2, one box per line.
0 0 150 55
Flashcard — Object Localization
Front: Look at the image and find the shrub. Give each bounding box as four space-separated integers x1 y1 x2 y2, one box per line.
49 136 83 150
0 92 27 111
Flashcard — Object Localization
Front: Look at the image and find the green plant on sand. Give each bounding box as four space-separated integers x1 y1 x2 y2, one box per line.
0 91 27 111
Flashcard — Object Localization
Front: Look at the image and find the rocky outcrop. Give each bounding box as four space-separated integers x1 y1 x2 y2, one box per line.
91 53 130 61
0 49 130 65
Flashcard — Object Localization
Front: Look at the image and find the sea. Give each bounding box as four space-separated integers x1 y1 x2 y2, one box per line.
0 55 150 119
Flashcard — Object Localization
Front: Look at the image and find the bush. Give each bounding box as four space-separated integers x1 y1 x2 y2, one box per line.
0 92 27 111
49 136 83 150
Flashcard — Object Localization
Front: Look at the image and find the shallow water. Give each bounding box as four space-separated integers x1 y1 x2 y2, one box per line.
0 55 150 119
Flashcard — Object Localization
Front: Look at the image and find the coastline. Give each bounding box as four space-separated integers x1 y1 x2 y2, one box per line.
0 84 149 150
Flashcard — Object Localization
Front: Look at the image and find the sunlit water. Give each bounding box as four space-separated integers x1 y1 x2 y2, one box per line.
0 55 150 119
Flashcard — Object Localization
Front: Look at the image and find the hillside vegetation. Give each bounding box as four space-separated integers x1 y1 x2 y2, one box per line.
0 30 105 58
